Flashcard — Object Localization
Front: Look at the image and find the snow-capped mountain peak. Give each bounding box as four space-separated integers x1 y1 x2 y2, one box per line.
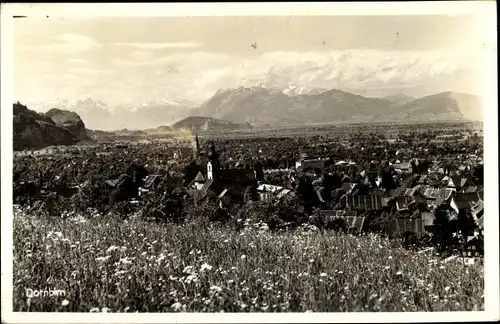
282 84 328 96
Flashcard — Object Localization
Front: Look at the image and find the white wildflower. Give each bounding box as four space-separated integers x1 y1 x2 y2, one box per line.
96 256 110 263
185 274 198 284
183 266 194 274
210 285 223 293
200 263 213 272
171 302 183 311
106 245 119 254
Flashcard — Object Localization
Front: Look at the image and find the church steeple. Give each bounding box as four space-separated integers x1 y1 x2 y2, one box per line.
195 134 200 157
209 140 220 162
207 140 221 180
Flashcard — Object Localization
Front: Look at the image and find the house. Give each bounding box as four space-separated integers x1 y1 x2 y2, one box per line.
318 210 365 232
442 175 467 190
402 174 420 188
476 214 484 231
217 188 231 209
103 174 139 203
173 149 182 159
405 185 423 197
103 179 119 200
389 187 408 197
138 174 162 196
461 235 484 257
341 182 356 194
385 211 435 237
450 192 483 214
346 194 384 212
392 162 412 174
256 183 294 202
296 158 324 172
423 187 454 201
392 196 414 211
417 174 428 185
471 200 484 221
191 171 206 190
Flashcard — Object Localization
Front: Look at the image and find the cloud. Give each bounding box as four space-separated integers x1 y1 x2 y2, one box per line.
68 67 113 75
112 42 202 50
111 51 231 68
129 50 156 61
180 49 478 99
17 47 482 105
33 33 100 53
67 58 90 65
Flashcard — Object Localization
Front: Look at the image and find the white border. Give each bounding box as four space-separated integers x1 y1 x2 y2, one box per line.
1 2 498 323
0 2 496 17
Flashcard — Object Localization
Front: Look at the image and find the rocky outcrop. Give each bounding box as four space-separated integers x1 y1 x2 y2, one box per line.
13 102 86 151
44 108 89 140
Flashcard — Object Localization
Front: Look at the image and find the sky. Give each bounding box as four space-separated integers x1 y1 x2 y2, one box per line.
13 14 487 106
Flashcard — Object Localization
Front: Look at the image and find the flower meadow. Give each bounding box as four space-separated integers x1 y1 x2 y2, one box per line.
13 207 484 313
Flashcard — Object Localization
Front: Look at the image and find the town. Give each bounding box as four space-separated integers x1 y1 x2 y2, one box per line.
13 120 484 259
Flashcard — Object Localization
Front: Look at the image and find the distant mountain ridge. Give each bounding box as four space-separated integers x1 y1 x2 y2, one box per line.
31 97 198 131
26 87 482 131
197 88 483 126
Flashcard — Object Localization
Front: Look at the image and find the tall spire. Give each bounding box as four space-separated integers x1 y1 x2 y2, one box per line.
195 133 200 157
207 139 220 181
209 140 219 162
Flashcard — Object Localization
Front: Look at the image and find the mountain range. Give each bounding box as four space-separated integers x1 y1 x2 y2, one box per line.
195 87 482 126
28 86 483 130
30 98 198 131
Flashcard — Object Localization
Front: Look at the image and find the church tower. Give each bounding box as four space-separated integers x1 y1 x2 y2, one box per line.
207 140 220 180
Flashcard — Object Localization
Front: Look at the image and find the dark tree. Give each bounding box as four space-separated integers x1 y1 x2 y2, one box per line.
183 160 205 184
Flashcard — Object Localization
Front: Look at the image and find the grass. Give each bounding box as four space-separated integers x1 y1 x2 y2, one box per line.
13 207 484 313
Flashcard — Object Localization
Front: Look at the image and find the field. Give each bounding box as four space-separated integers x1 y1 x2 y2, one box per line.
13 207 484 313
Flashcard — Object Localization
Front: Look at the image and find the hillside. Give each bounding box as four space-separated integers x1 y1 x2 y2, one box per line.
171 116 252 131
13 102 81 150
44 108 89 140
198 87 301 126
197 87 482 126
143 125 173 134
399 92 483 122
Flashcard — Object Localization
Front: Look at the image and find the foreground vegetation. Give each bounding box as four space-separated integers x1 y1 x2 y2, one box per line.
13 208 484 313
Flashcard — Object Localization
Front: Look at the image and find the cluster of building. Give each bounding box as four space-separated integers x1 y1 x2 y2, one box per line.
186 135 484 257
16 132 484 257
